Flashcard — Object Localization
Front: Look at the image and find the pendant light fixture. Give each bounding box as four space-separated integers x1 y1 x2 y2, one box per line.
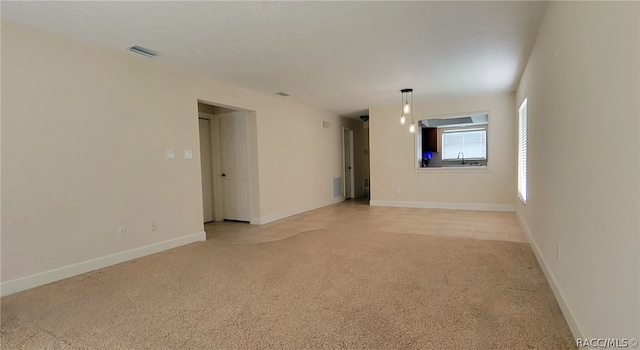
400 89 415 133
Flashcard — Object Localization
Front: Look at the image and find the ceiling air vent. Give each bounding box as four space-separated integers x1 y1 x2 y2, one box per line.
128 46 160 58
275 92 290 97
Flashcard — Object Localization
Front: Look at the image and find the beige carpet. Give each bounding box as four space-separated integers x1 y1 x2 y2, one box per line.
1 225 575 349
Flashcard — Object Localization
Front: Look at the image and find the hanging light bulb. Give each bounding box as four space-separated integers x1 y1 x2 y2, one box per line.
403 101 411 115
400 89 414 131
409 123 416 134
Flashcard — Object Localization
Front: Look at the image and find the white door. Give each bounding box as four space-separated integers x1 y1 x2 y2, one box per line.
343 128 355 199
199 119 214 222
220 114 250 221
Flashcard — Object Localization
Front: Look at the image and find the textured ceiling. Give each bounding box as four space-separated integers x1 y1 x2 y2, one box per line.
1 1 548 118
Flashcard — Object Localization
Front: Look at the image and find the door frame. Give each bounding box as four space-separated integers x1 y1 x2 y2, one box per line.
342 127 355 199
198 117 214 223
197 101 258 224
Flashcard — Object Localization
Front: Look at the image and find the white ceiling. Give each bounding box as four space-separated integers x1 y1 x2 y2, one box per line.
1 1 548 118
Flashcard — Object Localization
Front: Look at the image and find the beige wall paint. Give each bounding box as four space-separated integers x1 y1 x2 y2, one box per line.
516 2 639 339
1 21 348 286
369 93 517 210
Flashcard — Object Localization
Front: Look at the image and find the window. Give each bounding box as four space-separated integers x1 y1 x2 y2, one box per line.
518 98 528 203
442 129 487 160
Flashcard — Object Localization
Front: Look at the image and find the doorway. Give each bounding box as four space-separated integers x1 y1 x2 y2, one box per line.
343 127 355 199
198 102 251 223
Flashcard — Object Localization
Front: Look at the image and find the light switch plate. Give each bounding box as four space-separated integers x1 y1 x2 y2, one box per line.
184 150 193 159
166 149 176 159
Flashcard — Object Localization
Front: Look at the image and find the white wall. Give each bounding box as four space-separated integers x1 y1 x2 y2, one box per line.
516 2 639 340
369 93 517 211
1 21 347 293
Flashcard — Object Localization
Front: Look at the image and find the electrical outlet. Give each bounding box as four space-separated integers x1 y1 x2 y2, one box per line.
396 188 401 195
118 226 126 238
151 221 158 231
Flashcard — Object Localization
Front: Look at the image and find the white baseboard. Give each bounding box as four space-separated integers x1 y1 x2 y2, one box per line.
1 231 206 297
515 212 583 340
370 200 514 212
251 196 345 225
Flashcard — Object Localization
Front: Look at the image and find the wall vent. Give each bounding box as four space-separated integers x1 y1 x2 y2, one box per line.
128 46 160 58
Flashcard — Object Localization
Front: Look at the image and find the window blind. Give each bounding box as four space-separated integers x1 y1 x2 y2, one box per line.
442 130 487 160
518 98 528 202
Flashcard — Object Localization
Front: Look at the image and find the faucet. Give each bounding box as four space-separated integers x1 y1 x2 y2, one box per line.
457 152 465 164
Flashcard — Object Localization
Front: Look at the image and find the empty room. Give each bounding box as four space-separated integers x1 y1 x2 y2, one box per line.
1 1 638 349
